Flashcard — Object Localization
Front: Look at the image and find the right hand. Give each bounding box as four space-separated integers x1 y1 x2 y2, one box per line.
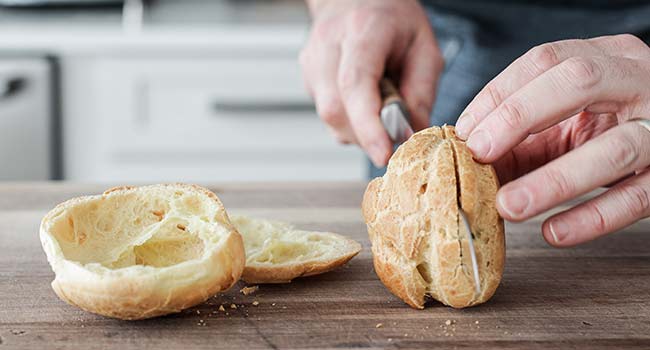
300 0 444 166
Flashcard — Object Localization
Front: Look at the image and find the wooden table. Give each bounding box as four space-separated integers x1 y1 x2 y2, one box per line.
1 182 649 350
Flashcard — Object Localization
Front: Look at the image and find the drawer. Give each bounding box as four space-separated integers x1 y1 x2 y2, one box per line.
93 58 348 152
70 57 366 181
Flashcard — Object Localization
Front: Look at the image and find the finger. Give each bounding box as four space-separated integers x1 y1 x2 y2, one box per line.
338 24 395 166
466 55 647 163
493 113 618 184
300 42 357 144
541 167 650 247
399 31 443 131
455 35 648 139
496 121 650 221
588 34 650 60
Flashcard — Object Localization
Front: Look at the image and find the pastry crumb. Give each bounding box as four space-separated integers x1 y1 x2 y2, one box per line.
230 304 238 310
252 301 260 306
218 305 225 312
240 285 259 296
445 320 453 326
375 323 383 328
475 320 479 324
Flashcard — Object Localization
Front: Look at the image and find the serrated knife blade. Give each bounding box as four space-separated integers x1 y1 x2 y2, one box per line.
459 208 481 294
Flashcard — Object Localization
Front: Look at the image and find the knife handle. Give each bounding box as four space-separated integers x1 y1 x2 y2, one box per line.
379 78 404 108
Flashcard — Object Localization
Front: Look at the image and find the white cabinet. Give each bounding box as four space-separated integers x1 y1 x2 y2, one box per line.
62 56 366 182
0 58 54 180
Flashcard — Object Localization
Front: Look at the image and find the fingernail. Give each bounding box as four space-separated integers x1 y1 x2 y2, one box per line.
498 187 531 219
455 112 472 139
549 219 570 243
466 129 492 159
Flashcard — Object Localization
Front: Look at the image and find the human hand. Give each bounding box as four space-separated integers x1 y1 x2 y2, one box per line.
455 34 650 247
300 0 443 166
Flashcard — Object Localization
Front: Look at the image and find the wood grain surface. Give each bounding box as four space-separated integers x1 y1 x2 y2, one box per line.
0 182 649 350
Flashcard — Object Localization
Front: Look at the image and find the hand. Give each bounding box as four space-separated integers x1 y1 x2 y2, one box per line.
455 34 650 247
300 0 443 166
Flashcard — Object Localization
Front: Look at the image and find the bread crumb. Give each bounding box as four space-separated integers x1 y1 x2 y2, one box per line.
240 285 259 295
388 338 392 342
445 320 453 326
272 303 276 306
252 301 259 306
218 305 225 312
375 323 383 328
196 310 200 314
475 320 479 324
230 304 237 309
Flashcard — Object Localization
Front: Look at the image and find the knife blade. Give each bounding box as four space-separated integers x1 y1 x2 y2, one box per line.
379 78 413 144
458 208 481 294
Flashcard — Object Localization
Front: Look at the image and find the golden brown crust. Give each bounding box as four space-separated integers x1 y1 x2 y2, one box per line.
241 237 361 284
40 184 245 320
362 126 505 309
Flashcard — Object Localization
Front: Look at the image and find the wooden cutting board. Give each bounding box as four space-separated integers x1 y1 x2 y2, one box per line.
0 182 649 350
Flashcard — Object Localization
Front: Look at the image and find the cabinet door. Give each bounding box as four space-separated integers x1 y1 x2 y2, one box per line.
63 57 365 182
0 58 52 180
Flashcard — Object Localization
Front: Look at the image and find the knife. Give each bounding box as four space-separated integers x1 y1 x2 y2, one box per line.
459 208 482 294
379 78 414 144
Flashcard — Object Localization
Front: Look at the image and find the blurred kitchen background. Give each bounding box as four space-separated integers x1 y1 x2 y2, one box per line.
0 0 366 183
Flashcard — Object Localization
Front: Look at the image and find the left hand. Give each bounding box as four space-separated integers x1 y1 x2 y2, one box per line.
455 34 650 247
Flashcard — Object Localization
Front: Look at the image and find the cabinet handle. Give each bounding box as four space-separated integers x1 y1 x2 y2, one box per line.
212 101 316 114
0 77 26 100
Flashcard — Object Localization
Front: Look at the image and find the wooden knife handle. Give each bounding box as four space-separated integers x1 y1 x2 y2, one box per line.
379 78 403 107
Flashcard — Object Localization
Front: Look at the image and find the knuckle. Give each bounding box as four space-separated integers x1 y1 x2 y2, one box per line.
347 6 376 30
311 18 337 41
337 65 364 93
485 84 505 108
603 133 639 170
561 56 601 90
527 43 561 72
541 166 575 199
615 34 649 52
317 102 345 126
584 201 609 234
497 98 529 131
618 183 650 217
333 133 352 145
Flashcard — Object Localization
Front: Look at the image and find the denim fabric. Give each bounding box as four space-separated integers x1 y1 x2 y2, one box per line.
368 2 650 178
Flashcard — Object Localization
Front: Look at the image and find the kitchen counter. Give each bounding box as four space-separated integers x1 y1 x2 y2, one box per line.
1 182 650 349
